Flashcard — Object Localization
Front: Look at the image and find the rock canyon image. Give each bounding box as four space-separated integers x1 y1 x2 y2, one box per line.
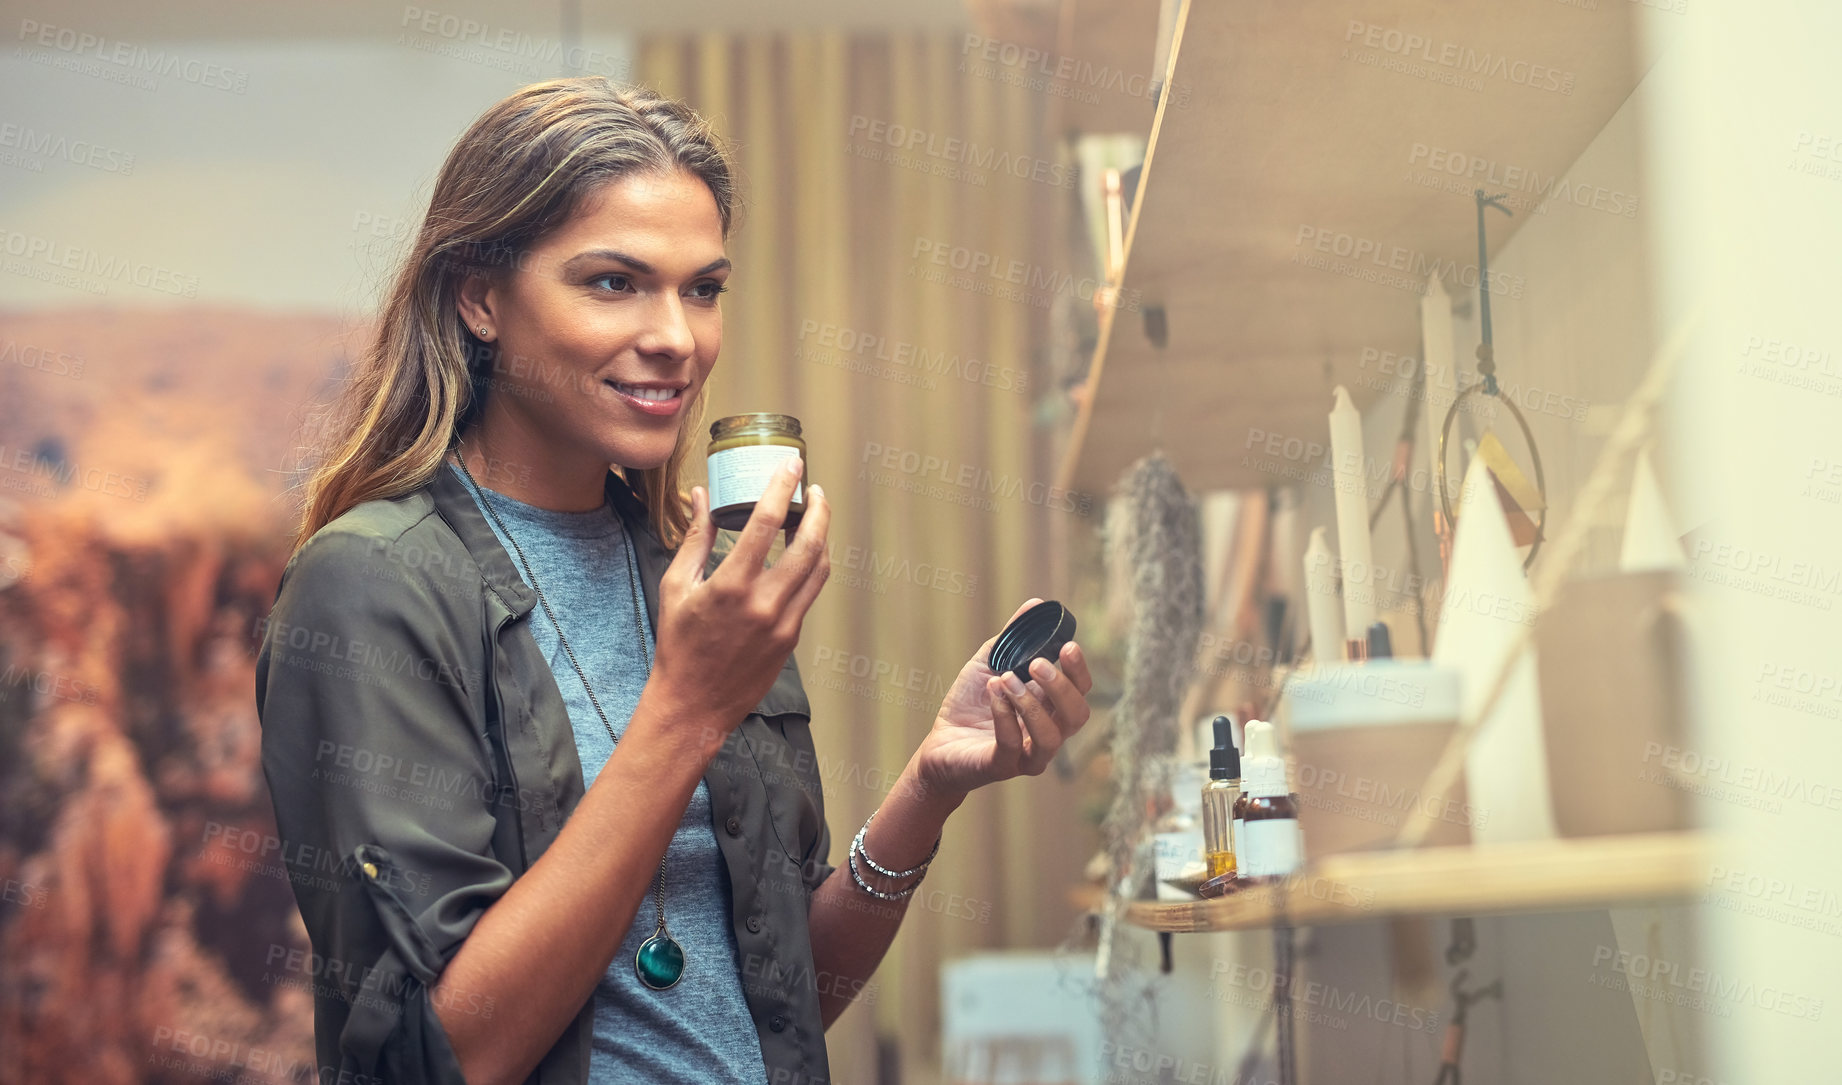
0 309 358 1083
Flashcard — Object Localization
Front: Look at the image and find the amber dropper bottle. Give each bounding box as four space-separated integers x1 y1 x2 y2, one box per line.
1200 715 1241 878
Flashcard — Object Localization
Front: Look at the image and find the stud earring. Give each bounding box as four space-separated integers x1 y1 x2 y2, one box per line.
478 326 490 338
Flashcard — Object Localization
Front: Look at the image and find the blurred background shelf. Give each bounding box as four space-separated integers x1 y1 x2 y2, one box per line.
1079 832 1713 934
1058 0 1647 495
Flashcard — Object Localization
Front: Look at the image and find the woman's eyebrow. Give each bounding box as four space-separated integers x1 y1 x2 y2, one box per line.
561 249 731 277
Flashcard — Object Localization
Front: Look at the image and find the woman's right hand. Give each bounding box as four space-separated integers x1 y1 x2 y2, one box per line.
644 456 830 755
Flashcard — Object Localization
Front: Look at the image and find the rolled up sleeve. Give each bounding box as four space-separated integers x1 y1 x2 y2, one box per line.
256 527 509 1084
803 816 835 896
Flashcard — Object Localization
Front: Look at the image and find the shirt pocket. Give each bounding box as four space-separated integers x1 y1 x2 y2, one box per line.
741 656 828 875
754 709 826 867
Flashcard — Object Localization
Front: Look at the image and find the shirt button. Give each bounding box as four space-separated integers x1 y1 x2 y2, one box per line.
769 1015 786 1033
746 915 762 934
725 816 742 836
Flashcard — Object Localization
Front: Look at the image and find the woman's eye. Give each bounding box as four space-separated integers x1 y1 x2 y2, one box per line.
590 274 632 293
690 281 728 301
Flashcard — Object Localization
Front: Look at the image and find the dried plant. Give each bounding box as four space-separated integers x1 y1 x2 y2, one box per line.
1092 454 1204 1041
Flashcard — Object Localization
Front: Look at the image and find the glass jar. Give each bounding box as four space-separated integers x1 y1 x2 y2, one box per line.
706 413 806 531
1237 792 1301 882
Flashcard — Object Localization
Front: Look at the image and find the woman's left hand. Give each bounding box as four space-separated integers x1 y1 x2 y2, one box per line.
911 598 1094 802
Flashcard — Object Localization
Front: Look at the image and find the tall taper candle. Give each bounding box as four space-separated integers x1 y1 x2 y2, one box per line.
1303 526 1346 660
1329 386 1376 636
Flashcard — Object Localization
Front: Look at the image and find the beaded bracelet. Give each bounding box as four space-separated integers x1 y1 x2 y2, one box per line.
847 846 921 901
852 810 940 880
845 812 941 901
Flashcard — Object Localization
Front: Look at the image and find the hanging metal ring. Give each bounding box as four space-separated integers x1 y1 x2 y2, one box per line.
1435 381 1548 570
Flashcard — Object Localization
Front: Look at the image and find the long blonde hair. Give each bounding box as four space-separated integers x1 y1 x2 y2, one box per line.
292 77 737 556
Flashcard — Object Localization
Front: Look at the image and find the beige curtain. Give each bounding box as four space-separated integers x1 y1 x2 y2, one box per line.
641 32 1091 1082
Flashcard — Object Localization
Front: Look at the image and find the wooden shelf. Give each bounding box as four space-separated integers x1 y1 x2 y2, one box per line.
1058 0 1645 495
1077 832 1712 933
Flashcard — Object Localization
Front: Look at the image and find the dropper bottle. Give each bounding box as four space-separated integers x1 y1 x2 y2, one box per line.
1237 719 1303 881
1231 720 1271 868
1200 715 1241 879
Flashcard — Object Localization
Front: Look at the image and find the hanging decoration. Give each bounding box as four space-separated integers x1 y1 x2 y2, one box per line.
1435 189 1551 570
1092 453 1205 1041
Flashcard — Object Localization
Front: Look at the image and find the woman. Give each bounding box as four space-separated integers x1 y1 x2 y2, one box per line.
256 76 1092 1085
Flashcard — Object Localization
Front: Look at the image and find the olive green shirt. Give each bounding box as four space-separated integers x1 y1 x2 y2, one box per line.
255 463 835 1084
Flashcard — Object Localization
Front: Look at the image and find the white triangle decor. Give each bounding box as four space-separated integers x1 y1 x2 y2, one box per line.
1434 457 1558 842
1620 451 1687 573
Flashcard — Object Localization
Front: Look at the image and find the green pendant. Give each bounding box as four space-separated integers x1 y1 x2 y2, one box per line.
636 929 685 990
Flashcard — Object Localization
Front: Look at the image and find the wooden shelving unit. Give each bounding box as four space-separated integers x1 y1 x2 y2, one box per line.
1077 832 1712 934
1045 0 1688 951
1057 0 1645 496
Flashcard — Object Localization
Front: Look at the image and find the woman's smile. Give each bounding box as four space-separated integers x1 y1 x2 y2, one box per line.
603 378 689 417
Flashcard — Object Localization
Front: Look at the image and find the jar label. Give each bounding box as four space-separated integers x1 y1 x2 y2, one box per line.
1240 818 1302 877
708 445 803 512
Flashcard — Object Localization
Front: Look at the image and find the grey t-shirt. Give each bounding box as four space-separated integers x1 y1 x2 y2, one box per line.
450 462 766 1084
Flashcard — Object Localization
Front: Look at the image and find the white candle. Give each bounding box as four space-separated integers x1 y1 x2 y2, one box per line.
1303 527 1346 660
1329 386 1376 638
1271 487 1302 599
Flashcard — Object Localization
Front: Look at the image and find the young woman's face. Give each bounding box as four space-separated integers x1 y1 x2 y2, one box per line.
465 167 728 473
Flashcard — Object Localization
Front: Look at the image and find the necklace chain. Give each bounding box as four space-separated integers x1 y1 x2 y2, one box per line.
452 450 669 936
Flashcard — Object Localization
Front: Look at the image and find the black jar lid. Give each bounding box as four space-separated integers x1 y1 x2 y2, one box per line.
988 600 1078 683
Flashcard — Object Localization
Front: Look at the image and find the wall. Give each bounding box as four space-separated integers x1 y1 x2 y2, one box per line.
0 35 633 314
1648 2 1842 1082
